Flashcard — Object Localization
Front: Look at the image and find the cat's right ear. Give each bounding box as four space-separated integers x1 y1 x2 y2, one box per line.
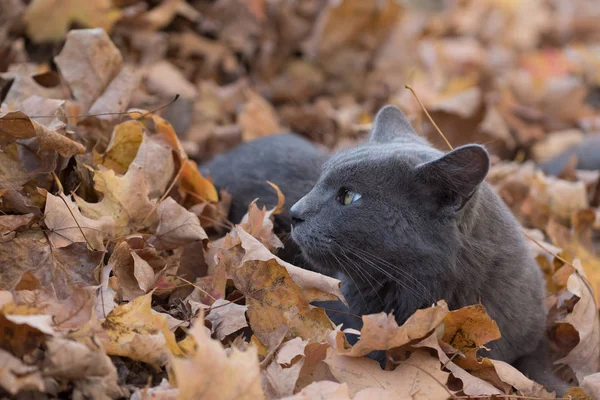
370 105 418 143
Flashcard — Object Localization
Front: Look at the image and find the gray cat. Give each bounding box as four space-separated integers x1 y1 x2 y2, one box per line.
202 106 562 392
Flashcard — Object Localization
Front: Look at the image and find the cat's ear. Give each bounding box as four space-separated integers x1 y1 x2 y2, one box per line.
414 144 490 213
370 105 418 143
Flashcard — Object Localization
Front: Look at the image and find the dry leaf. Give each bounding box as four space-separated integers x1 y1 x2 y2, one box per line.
24 0 121 43
75 164 155 237
44 192 114 251
0 348 45 395
325 349 451 399
237 89 283 141
54 28 123 111
555 260 600 382
206 299 248 341
0 232 103 299
0 111 85 156
170 314 264 400
328 301 449 357
100 292 180 366
148 197 207 250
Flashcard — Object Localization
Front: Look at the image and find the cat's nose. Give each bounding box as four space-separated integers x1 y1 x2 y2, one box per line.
290 202 305 226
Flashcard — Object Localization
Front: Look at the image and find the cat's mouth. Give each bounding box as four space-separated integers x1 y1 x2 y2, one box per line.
291 226 342 277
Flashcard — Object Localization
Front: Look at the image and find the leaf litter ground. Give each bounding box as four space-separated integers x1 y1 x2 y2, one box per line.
1 0 600 399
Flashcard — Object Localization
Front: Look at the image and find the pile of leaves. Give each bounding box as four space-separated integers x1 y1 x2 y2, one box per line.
1 0 600 399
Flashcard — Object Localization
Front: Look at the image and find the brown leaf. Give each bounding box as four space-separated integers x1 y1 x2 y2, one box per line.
328 301 449 357
206 299 248 341
54 28 123 111
0 213 34 240
280 381 352 400
555 259 600 382
170 314 264 400
146 61 197 100
24 1 120 43
43 337 124 398
237 89 283 141
44 192 114 251
74 164 155 237
14 285 96 331
236 227 345 304
148 197 207 250
415 333 502 396
100 292 180 366
0 232 103 299
0 348 45 395
87 65 141 120
325 349 451 399
0 111 85 157
441 304 501 358
141 0 200 31
230 257 334 344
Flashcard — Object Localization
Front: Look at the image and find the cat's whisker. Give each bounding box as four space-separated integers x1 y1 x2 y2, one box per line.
338 246 384 305
340 245 426 304
348 245 434 304
327 252 369 310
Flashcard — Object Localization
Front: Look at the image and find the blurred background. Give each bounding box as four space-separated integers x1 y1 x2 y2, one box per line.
2 0 600 164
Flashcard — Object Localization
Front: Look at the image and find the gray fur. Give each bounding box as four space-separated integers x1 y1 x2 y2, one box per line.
290 105 546 364
200 133 327 265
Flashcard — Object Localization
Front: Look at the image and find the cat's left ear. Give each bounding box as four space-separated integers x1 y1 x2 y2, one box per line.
370 105 419 143
414 144 490 213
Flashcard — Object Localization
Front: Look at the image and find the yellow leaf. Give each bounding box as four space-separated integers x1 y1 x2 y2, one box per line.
101 293 180 366
24 0 121 43
97 120 145 174
170 316 264 400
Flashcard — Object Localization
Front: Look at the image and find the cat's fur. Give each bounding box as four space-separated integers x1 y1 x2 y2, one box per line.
202 106 560 391
200 133 327 265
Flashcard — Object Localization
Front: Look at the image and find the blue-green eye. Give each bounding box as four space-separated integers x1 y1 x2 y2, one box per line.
337 188 362 206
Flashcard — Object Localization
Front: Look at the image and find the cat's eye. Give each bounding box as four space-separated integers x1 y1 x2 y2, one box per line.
337 188 362 206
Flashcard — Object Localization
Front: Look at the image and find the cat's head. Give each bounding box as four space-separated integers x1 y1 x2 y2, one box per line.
290 105 490 281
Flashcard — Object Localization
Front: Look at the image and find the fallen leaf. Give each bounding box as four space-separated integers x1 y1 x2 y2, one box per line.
230 256 334 344
75 164 155 237
441 304 501 359
325 349 451 399
43 337 124 398
145 61 197 100
170 314 264 400
0 232 103 299
54 28 123 111
328 301 449 357
44 192 114 251
0 348 45 395
24 1 120 43
100 292 180 366
206 299 248 340
581 372 600 400
555 259 600 382
0 111 85 157
141 0 201 31
280 381 352 400
237 89 283 141
148 197 207 250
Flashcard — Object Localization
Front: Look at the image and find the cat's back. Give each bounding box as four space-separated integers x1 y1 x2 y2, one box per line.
201 133 328 224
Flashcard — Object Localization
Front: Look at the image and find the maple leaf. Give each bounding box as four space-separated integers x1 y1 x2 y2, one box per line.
99 292 181 366
24 0 121 43
44 191 114 251
206 299 249 341
54 29 123 111
325 349 451 399
0 232 104 299
170 314 264 400
74 164 155 237
148 197 207 250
